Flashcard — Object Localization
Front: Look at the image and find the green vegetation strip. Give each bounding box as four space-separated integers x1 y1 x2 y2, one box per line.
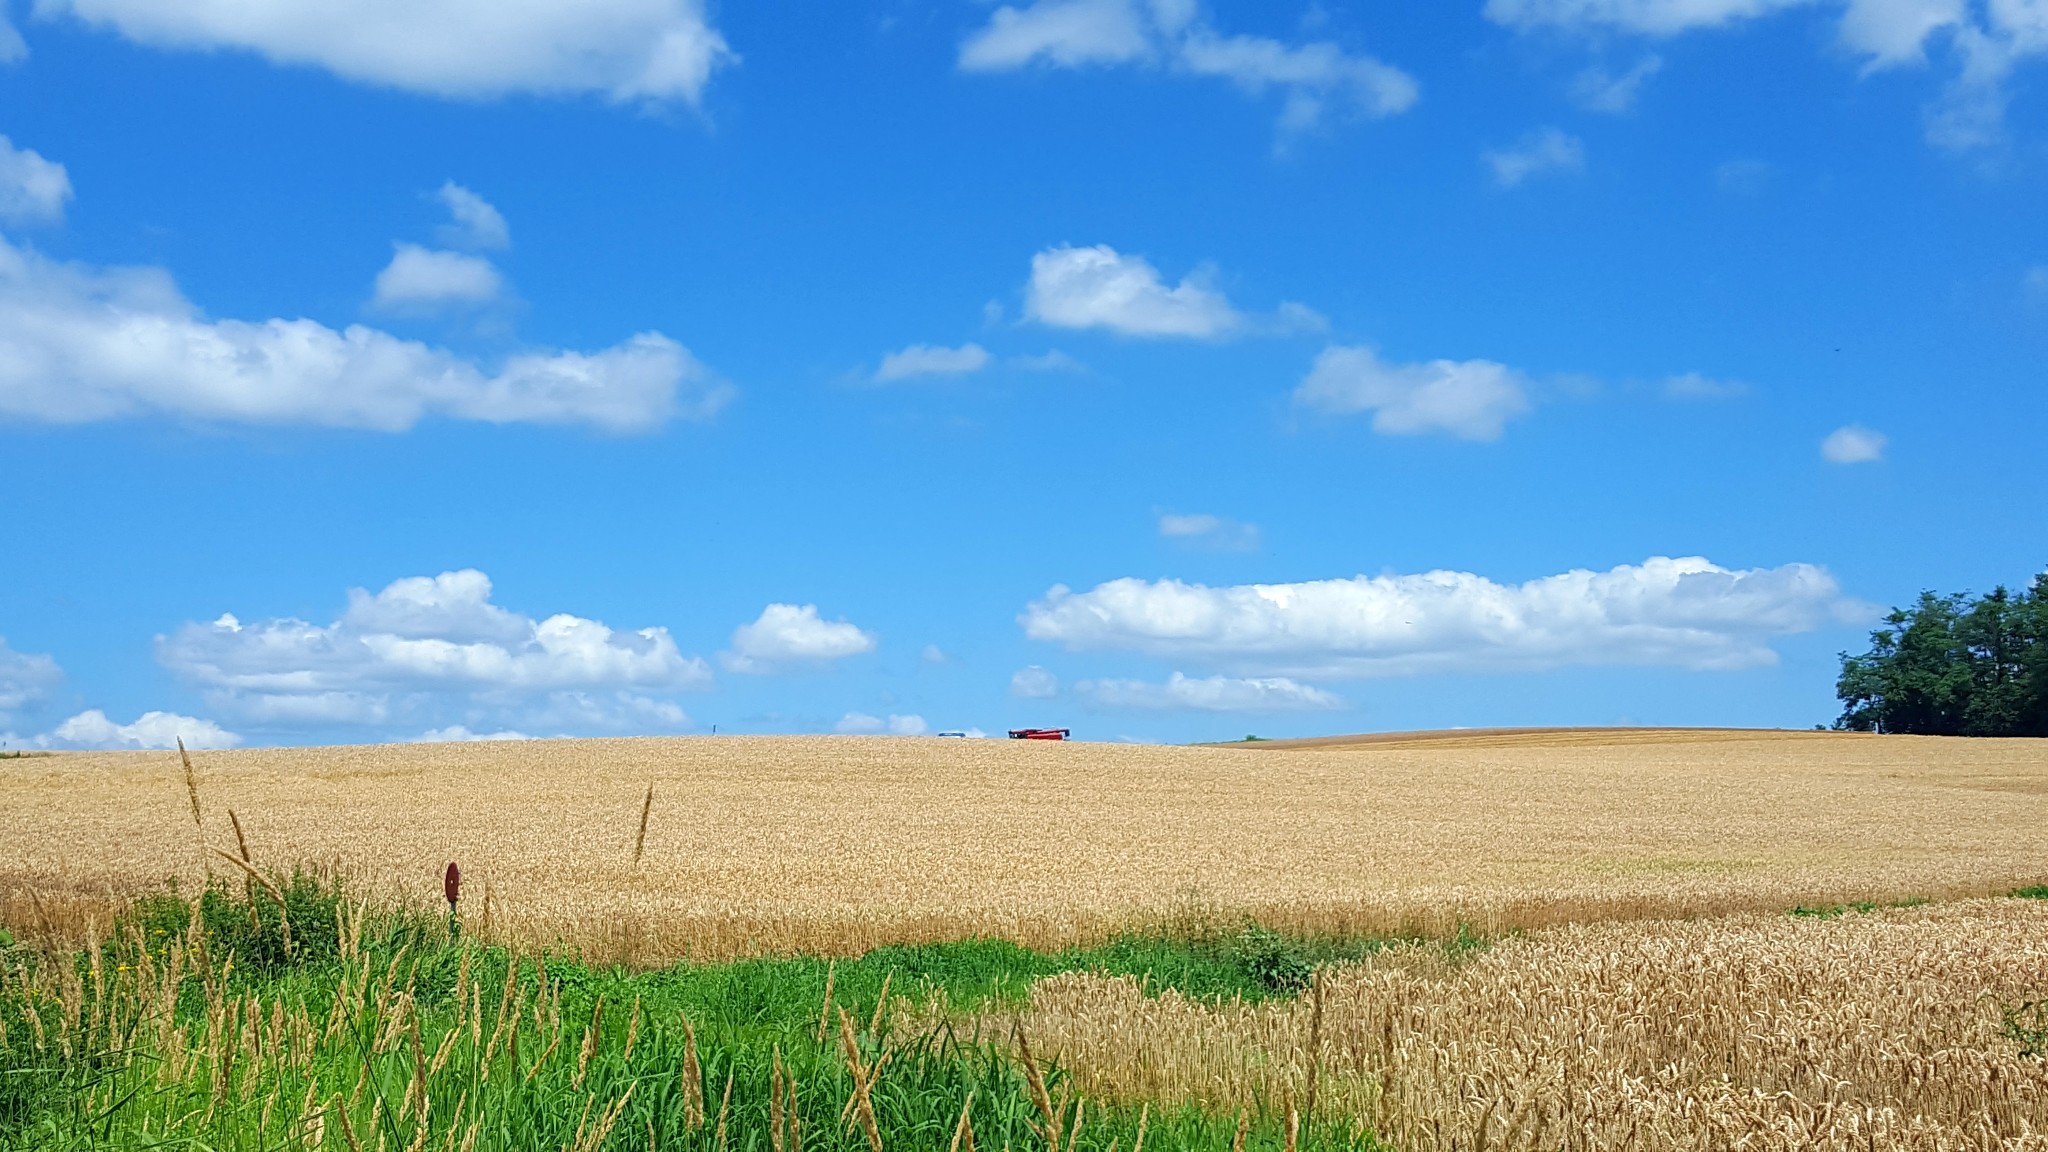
0 875 1427 1151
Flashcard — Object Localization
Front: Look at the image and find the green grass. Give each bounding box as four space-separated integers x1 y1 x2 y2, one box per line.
1790 896 1932 919
1 875 1429 1151
2012 885 2048 900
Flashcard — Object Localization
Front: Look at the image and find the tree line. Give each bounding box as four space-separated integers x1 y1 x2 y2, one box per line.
1835 569 2048 736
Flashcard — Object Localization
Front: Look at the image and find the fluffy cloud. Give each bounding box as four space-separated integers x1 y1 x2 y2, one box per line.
1485 0 2048 150
835 711 929 735
0 637 61 717
1027 244 1241 338
1174 27 1420 130
1571 54 1664 110
1076 672 1343 711
157 570 710 735
0 236 727 431
418 725 532 742
52 709 241 750
372 243 503 309
1821 424 1887 463
961 0 1152 67
1839 0 1970 65
723 604 877 673
1663 372 1749 399
1022 556 1857 677
0 136 70 225
1484 127 1586 187
0 15 23 63
1483 0 1809 35
873 342 991 382
37 0 736 105
436 182 509 250
1295 345 1533 441
1010 665 1061 698
960 0 1416 133
1158 512 1260 551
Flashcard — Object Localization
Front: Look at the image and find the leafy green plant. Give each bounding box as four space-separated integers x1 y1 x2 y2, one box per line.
1233 924 1314 994
122 869 348 977
2002 999 2048 1058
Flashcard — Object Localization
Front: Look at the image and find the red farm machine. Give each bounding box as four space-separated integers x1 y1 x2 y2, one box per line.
1008 728 1070 741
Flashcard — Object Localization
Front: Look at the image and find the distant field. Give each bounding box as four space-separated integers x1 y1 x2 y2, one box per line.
1210 725 1846 750
4 729 2047 962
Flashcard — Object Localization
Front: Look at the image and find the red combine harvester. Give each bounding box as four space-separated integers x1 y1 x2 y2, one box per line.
1008 728 1070 741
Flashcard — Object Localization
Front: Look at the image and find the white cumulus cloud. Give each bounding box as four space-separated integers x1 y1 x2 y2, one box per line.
52 709 241 750
835 712 929 735
1022 556 1858 678
1483 0 1810 35
1840 0 1970 66
372 243 503 309
1077 672 1343 712
1663 372 1749 399
1174 27 1419 128
1027 244 1241 338
0 136 71 225
960 0 1416 133
418 725 533 742
0 235 727 431
1571 54 1663 110
1010 665 1061 698
1485 0 2048 151
38 0 736 105
157 569 711 736
1484 127 1586 187
723 604 877 674
960 0 1152 68
0 637 62 718
1295 345 1533 441
873 342 992 382
1821 424 1887 463
435 181 509 250
1158 512 1260 551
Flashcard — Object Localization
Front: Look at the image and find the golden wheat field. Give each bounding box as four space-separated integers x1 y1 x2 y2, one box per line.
3 728 2046 962
964 899 2048 1150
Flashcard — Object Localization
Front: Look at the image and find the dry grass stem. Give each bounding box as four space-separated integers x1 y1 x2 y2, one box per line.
816 959 835 1044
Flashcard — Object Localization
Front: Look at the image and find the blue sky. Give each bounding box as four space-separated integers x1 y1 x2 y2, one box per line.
0 0 2044 748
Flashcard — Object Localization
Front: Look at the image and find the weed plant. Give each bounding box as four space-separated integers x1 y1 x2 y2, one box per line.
0 875 1385 1151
